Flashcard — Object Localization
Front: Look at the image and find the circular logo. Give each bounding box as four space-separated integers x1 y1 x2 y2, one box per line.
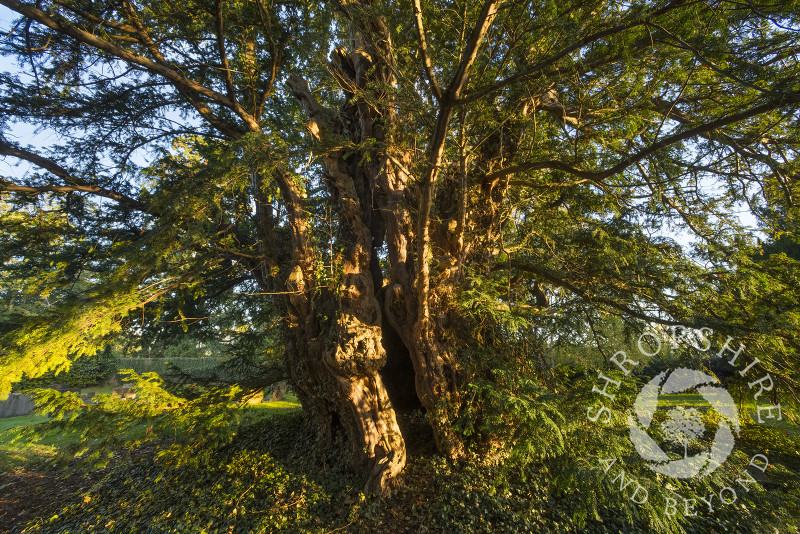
628 368 741 479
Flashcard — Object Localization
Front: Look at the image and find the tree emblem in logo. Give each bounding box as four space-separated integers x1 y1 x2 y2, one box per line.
628 368 740 479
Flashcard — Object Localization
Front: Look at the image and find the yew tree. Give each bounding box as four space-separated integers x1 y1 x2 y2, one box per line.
0 0 798 492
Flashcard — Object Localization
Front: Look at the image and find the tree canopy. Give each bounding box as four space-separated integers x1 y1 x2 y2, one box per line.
0 0 798 494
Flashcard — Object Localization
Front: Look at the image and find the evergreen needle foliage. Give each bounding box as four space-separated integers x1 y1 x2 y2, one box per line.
0 0 798 530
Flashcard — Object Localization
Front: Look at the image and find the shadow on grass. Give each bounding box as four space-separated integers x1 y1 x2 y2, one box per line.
3 395 799 534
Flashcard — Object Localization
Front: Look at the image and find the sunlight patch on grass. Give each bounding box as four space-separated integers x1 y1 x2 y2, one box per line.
0 417 57 472
242 399 302 422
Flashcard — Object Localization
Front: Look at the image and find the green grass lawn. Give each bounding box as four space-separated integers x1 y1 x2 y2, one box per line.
0 414 49 434
243 400 301 414
652 392 800 471
1 385 797 534
240 393 302 423
0 389 301 473
0 414 59 472
658 392 799 436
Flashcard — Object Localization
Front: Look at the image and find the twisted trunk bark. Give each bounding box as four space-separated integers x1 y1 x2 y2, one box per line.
280 1 501 487
379 155 464 458
283 29 407 492
280 169 406 491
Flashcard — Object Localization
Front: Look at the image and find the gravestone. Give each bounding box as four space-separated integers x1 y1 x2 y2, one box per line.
105 376 120 388
111 387 136 400
269 381 288 402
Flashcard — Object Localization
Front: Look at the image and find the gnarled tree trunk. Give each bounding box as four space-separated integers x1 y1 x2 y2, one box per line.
378 156 464 458
283 23 407 492
280 0 504 490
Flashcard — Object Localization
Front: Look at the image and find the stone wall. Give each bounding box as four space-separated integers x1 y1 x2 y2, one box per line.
0 393 35 418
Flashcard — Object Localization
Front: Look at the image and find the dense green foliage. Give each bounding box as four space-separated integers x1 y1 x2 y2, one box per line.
0 0 798 531
8 368 797 533
0 0 797 390
13 347 117 390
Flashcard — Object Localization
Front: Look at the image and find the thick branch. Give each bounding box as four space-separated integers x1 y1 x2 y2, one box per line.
412 0 442 102
52 0 138 34
0 180 144 211
652 97 798 199
415 0 502 335
444 0 502 104
121 0 168 64
486 94 800 184
214 0 237 101
254 0 281 120
0 0 259 132
458 0 697 105
0 142 146 211
286 74 338 135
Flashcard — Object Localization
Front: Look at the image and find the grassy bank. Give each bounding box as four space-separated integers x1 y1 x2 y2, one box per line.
1 385 797 534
